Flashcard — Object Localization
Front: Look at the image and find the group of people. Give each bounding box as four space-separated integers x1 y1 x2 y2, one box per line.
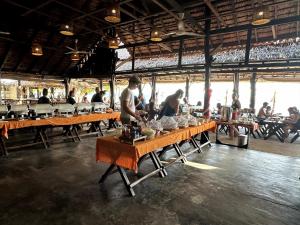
37 87 107 106
119 76 186 124
257 102 273 120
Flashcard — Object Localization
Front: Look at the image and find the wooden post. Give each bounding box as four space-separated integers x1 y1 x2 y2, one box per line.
132 46 135 72
233 72 239 96
185 75 190 99
178 39 183 68
0 71 2 104
99 79 103 91
203 5 211 118
64 78 70 99
109 75 115 109
250 72 256 110
245 27 252 64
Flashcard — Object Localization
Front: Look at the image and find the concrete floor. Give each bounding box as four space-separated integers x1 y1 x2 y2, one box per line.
1 134 300 225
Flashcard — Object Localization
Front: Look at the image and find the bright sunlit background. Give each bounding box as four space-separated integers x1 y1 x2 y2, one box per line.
115 80 300 115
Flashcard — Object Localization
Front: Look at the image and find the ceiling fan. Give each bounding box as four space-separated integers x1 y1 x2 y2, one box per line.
162 13 203 38
65 39 94 55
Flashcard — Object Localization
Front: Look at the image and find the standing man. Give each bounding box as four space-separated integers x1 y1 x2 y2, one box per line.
120 76 142 124
91 87 104 103
66 90 76 105
38 88 51 104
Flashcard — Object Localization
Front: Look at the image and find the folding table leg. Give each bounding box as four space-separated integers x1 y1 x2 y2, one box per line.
117 166 135 197
38 131 48 149
41 127 50 147
67 128 76 142
190 137 201 153
0 136 8 156
98 164 116 183
158 146 170 158
72 126 81 141
173 143 187 163
149 152 167 177
152 151 168 176
200 132 211 148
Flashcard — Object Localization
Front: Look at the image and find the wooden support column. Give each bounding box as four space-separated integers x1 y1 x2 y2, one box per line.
99 79 103 91
204 5 212 118
64 78 70 99
110 49 118 110
178 39 183 68
250 72 257 111
185 75 190 99
109 75 115 109
132 46 135 72
245 27 253 64
233 72 239 97
151 75 156 100
0 70 2 104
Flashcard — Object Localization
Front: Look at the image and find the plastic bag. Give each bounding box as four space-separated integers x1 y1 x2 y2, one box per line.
160 116 178 130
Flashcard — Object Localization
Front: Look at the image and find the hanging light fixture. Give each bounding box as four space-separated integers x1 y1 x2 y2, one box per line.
108 37 119 49
71 53 80 61
59 24 74 36
31 42 43 56
150 26 162 42
104 1 121 23
252 5 270 25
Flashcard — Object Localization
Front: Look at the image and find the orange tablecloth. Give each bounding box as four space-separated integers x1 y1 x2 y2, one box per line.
0 112 120 139
96 121 216 172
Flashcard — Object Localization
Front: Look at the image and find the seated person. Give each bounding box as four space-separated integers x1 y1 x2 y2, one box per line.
38 88 50 104
257 102 268 119
91 87 104 103
266 106 273 117
283 107 300 139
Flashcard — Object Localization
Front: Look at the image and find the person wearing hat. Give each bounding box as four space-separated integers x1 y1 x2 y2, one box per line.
120 76 142 124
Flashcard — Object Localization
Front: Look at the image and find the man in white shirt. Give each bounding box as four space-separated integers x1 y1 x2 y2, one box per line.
120 76 142 124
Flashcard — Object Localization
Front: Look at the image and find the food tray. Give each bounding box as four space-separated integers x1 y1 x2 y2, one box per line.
119 135 147 145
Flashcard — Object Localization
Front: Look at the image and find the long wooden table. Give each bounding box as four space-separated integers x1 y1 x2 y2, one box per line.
0 112 120 156
96 121 216 196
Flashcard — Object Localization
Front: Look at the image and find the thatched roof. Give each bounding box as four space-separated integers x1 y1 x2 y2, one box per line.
0 0 299 80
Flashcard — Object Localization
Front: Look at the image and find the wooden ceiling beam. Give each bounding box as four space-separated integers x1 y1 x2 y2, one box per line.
0 44 12 70
203 0 226 27
119 15 300 49
297 0 300 36
126 2 148 17
120 7 172 52
231 0 241 45
70 0 134 22
4 0 101 35
14 29 40 72
38 37 66 74
21 0 55 16
272 4 277 39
